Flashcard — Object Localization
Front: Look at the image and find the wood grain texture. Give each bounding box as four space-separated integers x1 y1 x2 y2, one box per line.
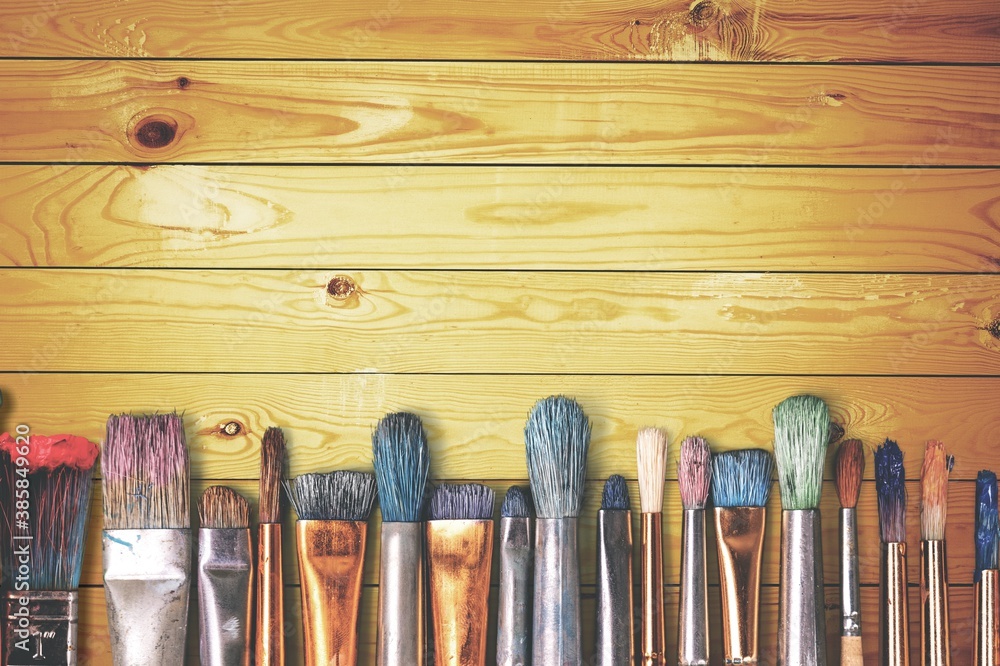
3 165 1000 271
2 269 997 374
2 61 998 165
1 0 998 62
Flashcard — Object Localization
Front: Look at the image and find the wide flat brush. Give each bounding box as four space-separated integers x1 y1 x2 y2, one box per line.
712 448 774 665
373 412 430 666
637 426 669 666
773 394 830 666
101 413 191 666
286 470 377 666
595 475 633 666
426 483 495 666
198 486 253 666
497 486 534 666
920 441 953 666
975 470 999 666
256 426 286 666
875 439 910 666
835 439 865 666
525 395 591 665
678 436 712 666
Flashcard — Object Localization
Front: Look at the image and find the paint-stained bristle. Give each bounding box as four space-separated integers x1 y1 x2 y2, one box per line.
428 483 495 521
976 470 999 581
921 440 951 541
711 449 774 508
102 413 190 530
524 396 591 519
636 427 669 514
501 486 533 519
772 395 830 510
835 439 865 509
199 486 251 529
601 475 630 511
372 412 430 523
678 436 712 510
259 426 286 524
284 470 377 522
875 439 907 543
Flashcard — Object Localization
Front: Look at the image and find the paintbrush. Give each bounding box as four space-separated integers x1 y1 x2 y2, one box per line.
637 426 669 666
595 474 633 666
525 395 591 665
285 470 377 666
426 483 495 666
497 486 534 666
920 441 953 666
975 470 999 666
0 432 98 666
373 412 430 666
198 486 253 666
101 413 191 665
256 426 286 666
773 394 830 666
876 439 910 666
712 448 774 665
678 436 712 666
835 439 865 666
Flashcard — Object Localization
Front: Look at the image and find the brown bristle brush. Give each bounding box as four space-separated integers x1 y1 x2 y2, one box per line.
835 438 865 666
920 441 953 666
257 426 286 666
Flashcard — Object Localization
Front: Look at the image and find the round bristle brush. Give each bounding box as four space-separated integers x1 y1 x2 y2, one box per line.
834 439 865 666
636 426 669 666
678 436 712 666
920 441 953 666
595 475 634 666
875 439 910 666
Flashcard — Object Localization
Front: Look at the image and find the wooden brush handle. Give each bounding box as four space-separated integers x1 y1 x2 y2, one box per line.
841 635 864 665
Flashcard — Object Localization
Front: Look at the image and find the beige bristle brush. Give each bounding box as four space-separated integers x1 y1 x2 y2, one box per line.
678 436 712 666
637 426 669 666
835 439 865 666
920 441 953 666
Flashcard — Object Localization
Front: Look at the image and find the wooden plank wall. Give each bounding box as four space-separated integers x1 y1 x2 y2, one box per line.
1 0 999 663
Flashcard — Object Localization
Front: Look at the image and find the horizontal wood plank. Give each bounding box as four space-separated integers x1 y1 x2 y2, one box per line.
1 0 998 63
1 61 998 165
1 270 997 374
3 165 1000 271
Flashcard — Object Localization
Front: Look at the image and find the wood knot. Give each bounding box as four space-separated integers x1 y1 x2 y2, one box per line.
221 420 243 436
133 116 177 150
327 275 357 300
987 318 1000 341
176 76 190 89
828 422 845 445
689 0 720 28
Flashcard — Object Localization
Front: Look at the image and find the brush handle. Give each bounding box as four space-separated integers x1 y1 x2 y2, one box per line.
778 510 827 666
256 523 284 666
497 516 534 666
879 542 910 666
641 513 666 666
975 571 1000 666
533 517 581 666
920 540 950 666
678 509 709 666
595 509 634 666
840 636 864 666
377 522 425 666
198 528 253 666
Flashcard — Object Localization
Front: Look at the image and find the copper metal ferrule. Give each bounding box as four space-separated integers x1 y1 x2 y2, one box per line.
426 519 494 666
715 506 766 665
920 540 950 666
641 512 666 666
976 569 1000 666
256 522 285 666
4 590 78 666
880 541 910 666
296 520 368 666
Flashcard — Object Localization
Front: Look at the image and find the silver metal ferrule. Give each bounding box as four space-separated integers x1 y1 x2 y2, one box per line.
376 522 425 666
679 508 709 666
840 508 862 637
778 510 828 666
595 509 634 666
4 590 78 666
498 515 534 666
533 517 582 666
198 527 253 666
102 529 192 666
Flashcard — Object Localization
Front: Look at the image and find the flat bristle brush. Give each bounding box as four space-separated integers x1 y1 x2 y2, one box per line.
595 475 633 666
920 441 953 666
637 426 669 666
876 439 910 666
975 470 999 666
525 395 591 665
678 436 712 666
426 483 496 666
373 412 430 666
256 426 286 666
198 486 253 666
773 394 830 666
497 486 534 666
101 413 191 666
834 438 865 666
712 448 774 665
286 470 377 666
0 432 99 666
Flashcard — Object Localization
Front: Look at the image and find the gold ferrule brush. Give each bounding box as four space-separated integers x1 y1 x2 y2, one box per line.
976 569 1000 666
921 540 950 666
256 522 284 665
714 506 765 664
880 541 911 666
426 519 494 666
641 512 666 666
296 520 368 666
